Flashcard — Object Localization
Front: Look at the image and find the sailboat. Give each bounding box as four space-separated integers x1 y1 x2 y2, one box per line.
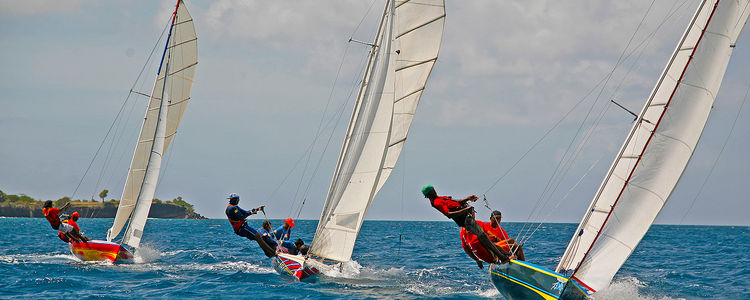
272 0 446 280
68 0 198 263
489 0 749 298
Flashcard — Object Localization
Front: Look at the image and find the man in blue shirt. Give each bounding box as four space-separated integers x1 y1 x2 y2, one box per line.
225 193 276 257
260 219 300 255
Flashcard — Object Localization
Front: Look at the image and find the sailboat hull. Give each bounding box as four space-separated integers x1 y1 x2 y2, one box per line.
272 253 321 281
69 240 133 263
490 260 591 300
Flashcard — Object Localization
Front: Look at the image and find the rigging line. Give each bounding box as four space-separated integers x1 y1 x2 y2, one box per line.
679 81 750 225
350 0 382 40
298 61 370 209
519 158 602 247
280 0 379 214
515 0 659 239
557 0 693 254
282 47 354 217
70 19 171 200
294 48 373 216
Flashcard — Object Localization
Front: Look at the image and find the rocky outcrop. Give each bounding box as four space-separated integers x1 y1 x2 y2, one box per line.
0 202 206 219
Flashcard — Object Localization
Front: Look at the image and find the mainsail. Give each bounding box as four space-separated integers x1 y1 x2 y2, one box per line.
309 0 446 262
556 0 749 292
107 0 198 248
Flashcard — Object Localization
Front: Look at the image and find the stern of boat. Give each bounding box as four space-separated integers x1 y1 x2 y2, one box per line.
69 240 133 263
272 253 321 281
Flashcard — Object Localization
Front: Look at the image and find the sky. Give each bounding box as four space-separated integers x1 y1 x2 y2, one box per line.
1 0 748 226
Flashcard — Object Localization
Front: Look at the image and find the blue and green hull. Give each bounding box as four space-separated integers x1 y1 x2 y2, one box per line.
489 260 592 300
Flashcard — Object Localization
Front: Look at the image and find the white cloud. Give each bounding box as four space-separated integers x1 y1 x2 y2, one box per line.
0 0 89 16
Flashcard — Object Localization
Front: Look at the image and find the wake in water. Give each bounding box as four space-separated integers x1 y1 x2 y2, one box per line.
593 277 684 300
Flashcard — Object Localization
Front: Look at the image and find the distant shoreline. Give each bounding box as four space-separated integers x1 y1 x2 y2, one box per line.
0 190 205 219
0 202 206 219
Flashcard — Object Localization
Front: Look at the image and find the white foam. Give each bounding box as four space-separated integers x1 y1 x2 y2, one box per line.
133 244 162 264
593 277 684 300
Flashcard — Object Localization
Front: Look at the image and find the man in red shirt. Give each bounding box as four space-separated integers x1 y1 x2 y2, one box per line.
460 212 498 269
58 212 90 243
43 201 88 243
483 210 525 261
422 185 510 263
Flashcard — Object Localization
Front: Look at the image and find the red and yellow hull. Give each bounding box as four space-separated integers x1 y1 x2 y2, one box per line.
69 240 133 263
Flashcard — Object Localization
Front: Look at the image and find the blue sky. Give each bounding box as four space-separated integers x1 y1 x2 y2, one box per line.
1 0 748 226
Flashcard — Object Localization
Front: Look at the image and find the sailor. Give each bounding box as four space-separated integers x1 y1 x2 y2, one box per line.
421 185 510 263
58 212 90 243
292 238 306 256
258 219 300 255
484 210 525 261
43 201 88 243
259 220 278 249
460 211 495 269
273 218 298 252
225 193 276 257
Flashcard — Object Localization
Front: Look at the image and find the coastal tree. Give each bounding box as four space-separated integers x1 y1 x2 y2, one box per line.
99 189 109 202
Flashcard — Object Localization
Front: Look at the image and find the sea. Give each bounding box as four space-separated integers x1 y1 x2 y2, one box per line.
0 218 747 299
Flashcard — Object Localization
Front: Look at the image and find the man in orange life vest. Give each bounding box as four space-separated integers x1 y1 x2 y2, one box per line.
58 212 90 243
484 210 525 261
422 185 510 263
225 193 276 258
42 200 88 243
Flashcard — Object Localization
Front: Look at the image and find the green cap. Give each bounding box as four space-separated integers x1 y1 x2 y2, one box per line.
421 185 435 197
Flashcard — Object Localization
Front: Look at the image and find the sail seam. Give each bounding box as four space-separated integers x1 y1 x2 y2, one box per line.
395 58 436 72
571 0 720 278
395 87 424 103
174 19 193 26
168 37 197 49
168 96 191 106
169 62 198 76
395 14 445 40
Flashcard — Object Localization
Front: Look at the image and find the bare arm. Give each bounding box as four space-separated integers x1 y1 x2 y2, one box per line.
455 195 478 204
60 202 71 211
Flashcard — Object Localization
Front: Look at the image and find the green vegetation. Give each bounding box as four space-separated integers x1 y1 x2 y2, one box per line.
99 189 108 202
167 196 194 211
0 189 197 213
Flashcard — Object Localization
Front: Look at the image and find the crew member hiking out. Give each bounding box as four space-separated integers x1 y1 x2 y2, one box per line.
58 212 90 243
460 210 496 269
42 201 88 243
422 185 510 263
224 193 276 257
485 210 525 261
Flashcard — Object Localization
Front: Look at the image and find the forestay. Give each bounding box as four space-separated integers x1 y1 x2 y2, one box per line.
310 0 446 262
107 0 198 248
556 0 750 292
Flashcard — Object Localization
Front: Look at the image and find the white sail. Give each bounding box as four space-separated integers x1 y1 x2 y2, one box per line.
556 0 750 292
375 0 446 192
107 0 198 244
310 0 396 262
310 0 446 263
123 93 169 248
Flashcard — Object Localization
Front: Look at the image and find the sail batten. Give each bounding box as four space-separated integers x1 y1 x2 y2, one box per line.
309 0 445 262
556 0 749 292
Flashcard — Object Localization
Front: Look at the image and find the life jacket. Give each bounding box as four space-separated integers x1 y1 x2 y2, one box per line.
226 204 245 232
58 220 70 242
43 207 61 230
